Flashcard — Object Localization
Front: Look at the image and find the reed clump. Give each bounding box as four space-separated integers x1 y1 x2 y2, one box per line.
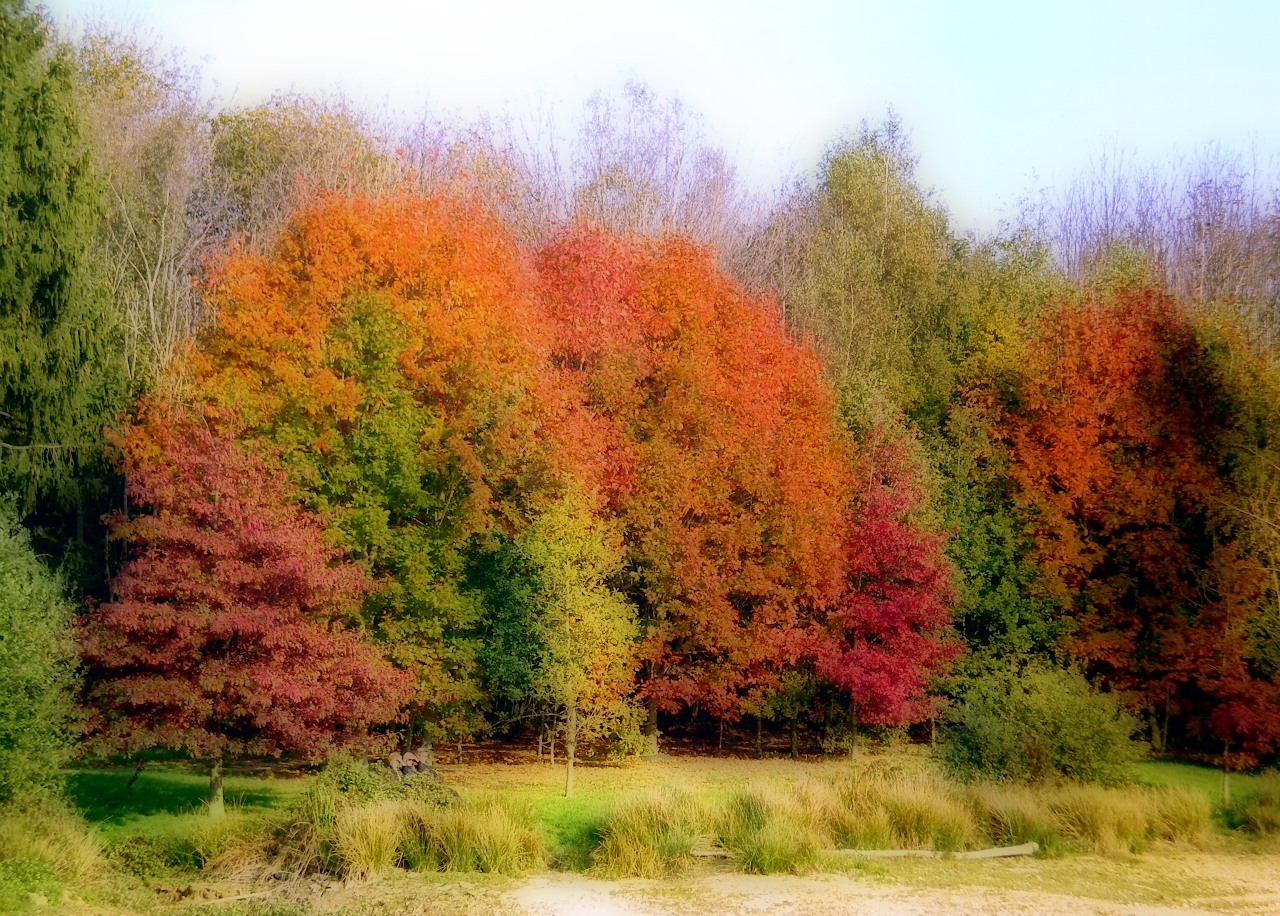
1233 771 1280 835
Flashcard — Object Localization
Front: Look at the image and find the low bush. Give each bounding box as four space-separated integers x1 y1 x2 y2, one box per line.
943 665 1142 785
0 503 79 810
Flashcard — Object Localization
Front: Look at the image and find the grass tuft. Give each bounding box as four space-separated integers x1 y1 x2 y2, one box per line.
593 788 709 878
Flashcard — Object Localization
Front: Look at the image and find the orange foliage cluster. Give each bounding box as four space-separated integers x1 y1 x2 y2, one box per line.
538 229 852 718
993 286 1279 760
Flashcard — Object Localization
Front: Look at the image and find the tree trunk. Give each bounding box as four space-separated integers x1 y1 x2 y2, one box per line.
643 698 659 755
790 718 798 760
564 703 578 798
755 715 763 759
849 703 859 759
208 752 225 818
549 723 556 765
537 727 544 764
457 739 463 766
1222 738 1231 807
718 718 724 757
930 716 936 750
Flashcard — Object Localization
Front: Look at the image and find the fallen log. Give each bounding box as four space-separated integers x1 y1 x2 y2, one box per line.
831 841 1039 860
690 841 1039 861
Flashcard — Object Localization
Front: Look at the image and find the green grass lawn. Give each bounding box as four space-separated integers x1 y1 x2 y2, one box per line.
1135 759 1268 805
67 766 306 824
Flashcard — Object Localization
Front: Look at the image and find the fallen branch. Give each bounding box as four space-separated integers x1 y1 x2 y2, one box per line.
831 841 1040 860
691 841 1040 861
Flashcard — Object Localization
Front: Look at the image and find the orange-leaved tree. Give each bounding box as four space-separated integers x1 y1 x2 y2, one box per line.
989 283 1279 761
537 229 851 747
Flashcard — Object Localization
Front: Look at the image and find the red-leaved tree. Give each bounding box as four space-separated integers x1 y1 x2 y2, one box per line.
80 407 412 814
811 428 958 750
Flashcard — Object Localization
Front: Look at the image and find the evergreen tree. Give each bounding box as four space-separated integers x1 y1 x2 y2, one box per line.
0 1 126 516
0 499 78 809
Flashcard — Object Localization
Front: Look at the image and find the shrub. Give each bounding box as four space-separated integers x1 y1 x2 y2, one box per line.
943 665 1141 785
0 502 78 809
275 759 455 877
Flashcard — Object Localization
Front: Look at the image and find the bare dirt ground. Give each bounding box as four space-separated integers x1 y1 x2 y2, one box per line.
296 849 1280 916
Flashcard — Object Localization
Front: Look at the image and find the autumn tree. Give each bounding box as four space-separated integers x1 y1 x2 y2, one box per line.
537 229 850 749
73 24 212 385
80 409 411 815
187 191 555 744
810 428 958 752
989 284 1280 761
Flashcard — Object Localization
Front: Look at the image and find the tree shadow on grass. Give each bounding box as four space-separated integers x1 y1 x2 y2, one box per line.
66 767 286 823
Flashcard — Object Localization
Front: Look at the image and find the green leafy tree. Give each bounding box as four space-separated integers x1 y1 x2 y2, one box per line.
781 115 956 425
0 1 126 517
0 500 78 809
480 489 638 796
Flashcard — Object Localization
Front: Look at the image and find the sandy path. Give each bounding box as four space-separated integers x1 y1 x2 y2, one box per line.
508 858 1280 916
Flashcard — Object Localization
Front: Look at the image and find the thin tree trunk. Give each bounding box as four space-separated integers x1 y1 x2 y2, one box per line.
849 703 859 759
718 718 724 757
790 718 798 760
537 727 544 764
549 723 556 766
564 703 578 798
643 698 659 756
755 715 763 759
208 752 225 819
1222 738 1231 807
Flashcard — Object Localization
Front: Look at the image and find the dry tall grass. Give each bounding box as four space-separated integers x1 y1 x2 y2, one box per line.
1237 771 1280 835
593 771 1215 876
0 811 104 881
594 787 710 878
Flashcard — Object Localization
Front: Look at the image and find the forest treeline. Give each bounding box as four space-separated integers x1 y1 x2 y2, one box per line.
4 1 1280 806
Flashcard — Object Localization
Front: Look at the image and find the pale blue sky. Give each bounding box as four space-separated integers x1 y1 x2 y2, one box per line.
47 0 1280 231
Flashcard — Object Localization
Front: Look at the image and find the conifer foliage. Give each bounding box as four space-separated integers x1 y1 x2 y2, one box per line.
0 0 126 510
